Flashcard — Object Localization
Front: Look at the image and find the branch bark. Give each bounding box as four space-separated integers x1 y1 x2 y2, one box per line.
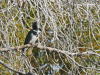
0 43 100 57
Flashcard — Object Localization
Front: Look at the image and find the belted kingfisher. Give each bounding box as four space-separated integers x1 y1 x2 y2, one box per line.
22 22 41 54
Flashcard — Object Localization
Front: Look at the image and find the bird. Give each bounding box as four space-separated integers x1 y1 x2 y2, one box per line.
22 21 41 55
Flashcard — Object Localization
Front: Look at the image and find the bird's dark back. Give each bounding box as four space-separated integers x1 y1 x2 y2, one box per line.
24 29 37 45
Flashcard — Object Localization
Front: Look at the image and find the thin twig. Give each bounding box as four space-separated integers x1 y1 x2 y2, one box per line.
0 60 25 74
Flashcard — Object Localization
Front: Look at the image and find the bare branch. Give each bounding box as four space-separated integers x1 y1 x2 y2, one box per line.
0 43 100 57
0 43 37 52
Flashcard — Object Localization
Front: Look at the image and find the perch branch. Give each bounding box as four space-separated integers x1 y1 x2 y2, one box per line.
0 43 100 57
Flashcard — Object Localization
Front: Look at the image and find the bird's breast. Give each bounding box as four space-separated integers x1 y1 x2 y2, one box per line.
29 33 38 43
37 30 41 34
